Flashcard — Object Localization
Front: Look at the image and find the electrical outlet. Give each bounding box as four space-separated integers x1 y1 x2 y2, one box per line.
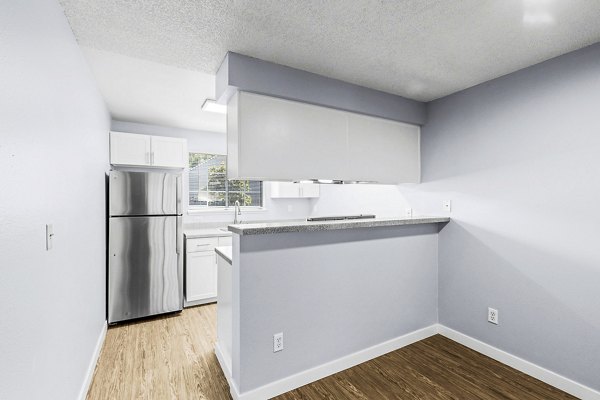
273 332 284 352
405 208 413 217
443 200 452 212
287 205 293 212
488 307 499 325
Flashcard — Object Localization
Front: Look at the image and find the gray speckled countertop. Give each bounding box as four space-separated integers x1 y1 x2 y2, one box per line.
184 228 232 238
215 246 232 264
228 216 450 236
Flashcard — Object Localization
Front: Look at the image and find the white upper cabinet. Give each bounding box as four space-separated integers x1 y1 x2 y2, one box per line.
270 182 299 198
150 136 188 168
299 182 320 198
228 92 347 181
270 182 320 198
110 131 151 166
110 132 187 168
227 92 420 184
347 114 420 184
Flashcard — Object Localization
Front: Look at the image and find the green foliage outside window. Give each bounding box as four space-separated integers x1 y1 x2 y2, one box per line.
189 153 261 208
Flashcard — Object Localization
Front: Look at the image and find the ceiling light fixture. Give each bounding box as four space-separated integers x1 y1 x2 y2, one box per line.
202 99 227 114
523 12 554 24
522 0 555 25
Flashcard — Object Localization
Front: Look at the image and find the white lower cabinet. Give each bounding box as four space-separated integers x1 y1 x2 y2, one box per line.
185 234 232 306
186 251 217 303
218 236 232 247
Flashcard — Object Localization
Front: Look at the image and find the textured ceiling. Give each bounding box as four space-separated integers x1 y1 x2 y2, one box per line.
60 0 600 102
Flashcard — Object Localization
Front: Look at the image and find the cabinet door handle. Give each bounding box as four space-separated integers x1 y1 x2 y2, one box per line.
146 152 150 164
151 152 155 165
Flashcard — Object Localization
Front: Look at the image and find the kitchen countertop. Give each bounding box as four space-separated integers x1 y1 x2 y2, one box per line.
184 228 232 238
228 216 450 236
215 246 232 264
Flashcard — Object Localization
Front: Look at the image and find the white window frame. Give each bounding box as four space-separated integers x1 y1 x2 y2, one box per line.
187 152 266 215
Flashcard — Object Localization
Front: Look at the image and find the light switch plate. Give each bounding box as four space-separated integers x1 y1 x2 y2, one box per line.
46 224 54 250
443 200 452 212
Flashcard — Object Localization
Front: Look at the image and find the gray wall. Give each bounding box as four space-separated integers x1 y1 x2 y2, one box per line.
0 0 110 398
407 43 600 390
234 224 440 392
217 52 427 125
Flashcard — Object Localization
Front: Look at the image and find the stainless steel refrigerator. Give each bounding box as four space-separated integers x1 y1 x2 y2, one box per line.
108 170 183 324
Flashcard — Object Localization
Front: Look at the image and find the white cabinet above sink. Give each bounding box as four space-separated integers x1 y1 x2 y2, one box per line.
270 182 320 198
226 92 420 184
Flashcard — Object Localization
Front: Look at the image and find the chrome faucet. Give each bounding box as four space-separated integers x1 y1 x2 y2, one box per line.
233 200 242 224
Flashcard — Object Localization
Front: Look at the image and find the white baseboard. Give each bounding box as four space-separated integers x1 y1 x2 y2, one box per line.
215 343 241 400
184 297 217 308
222 324 438 400
78 321 107 400
437 324 600 400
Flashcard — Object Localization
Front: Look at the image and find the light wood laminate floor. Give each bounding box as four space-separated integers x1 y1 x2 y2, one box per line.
87 304 231 400
87 304 575 400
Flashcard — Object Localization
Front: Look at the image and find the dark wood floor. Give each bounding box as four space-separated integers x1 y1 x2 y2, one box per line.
87 304 576 400
275 335 576 400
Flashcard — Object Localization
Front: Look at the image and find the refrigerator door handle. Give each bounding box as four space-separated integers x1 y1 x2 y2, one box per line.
176 216 182 255
176 215 184 309
176 174 183 215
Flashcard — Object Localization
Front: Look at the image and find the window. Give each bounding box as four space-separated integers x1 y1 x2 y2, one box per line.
188 153 263 208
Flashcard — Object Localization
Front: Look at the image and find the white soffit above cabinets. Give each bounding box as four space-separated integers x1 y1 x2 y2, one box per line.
61 0 600 102
81 47 226 133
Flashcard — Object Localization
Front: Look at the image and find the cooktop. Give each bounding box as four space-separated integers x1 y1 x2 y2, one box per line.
306 214 376 222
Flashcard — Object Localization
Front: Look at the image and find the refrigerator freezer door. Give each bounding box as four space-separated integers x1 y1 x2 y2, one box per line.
108 216 183 323
109 170 180 216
